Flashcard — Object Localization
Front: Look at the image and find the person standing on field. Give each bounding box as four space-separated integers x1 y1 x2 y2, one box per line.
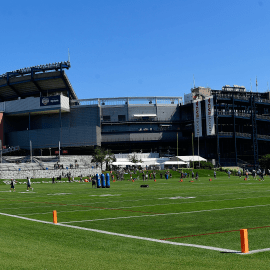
238 170 241 178
10 179 15 192
27 177 33 191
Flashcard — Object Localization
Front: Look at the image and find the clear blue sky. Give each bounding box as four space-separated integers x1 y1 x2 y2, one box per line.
1 0 269 99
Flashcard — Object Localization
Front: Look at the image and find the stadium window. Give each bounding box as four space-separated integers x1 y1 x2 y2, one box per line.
118 115 126 121
103 115 111 121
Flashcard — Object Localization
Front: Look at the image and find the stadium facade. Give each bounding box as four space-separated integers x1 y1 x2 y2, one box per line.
1 62 270 167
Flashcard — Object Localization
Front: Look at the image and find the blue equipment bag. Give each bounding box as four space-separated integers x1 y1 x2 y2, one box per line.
101 173 106 188
96 174 101 188
106 173 110 188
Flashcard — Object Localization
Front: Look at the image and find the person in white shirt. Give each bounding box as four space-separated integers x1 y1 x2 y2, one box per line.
27 177 33 191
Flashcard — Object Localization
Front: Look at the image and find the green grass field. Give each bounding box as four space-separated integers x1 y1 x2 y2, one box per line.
1 170 270 269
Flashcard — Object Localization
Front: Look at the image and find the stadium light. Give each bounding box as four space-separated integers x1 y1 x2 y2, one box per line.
0 61 71 78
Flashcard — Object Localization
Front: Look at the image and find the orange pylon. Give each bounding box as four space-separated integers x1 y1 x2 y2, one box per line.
53 210 57 224
240 229 249 253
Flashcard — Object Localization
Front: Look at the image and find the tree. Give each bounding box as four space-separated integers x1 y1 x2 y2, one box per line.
194 161 213 169
259 154 270 170
92 147 115 170
104 149 115 170
128 153 142 167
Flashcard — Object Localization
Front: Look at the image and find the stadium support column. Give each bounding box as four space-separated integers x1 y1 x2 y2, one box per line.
215 95 221 167
251 95 259 169
232 95 237 165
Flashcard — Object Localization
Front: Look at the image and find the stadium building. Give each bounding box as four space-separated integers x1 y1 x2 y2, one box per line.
1 62 270 168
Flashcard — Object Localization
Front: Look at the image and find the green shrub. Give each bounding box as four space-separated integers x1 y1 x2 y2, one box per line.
194 161 214 170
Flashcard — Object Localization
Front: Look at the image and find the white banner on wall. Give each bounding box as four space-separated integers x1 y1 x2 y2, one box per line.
193 100 202 137
205 96 215 136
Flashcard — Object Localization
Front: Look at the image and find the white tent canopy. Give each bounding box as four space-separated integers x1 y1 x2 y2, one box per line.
176 155 207 162
110 154 206 169
111 161 133 166
163 161 187 165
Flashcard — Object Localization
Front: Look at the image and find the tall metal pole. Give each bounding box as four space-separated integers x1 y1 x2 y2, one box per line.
198 136 200 168
177 132 179 169
192 132 194 169
232 95 237 165
215 95 220 167
59 141 61 162
30 140 32 163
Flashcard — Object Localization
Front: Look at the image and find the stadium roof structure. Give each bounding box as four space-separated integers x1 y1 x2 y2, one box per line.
0 61 77 102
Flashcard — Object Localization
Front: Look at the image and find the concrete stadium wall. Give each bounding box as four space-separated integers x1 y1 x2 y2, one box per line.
102 106 127 122
7 126 101 149
156 105 180 121
102 123 160 133
5 106 101 149
102 132 163 142
128 105 157 120
101 104 180 122
2 95 70 114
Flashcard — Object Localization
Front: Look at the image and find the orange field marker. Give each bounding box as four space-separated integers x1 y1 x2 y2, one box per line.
240 229 249 253
53 210 57 224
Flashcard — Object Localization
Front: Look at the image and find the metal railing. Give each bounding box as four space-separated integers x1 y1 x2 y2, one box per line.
70 96 183 107
217 111 270 121
218 131 270 141
215 93 270 104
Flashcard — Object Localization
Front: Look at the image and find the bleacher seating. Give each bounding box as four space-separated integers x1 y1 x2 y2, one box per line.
0 155 100 179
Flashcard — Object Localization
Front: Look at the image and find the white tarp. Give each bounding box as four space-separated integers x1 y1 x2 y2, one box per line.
205 96 215 136
193 100 202 137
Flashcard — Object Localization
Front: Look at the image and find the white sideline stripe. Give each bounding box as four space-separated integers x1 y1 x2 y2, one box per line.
0 211 238 253
240 248 270 255
61 203 270 223
1 211 269 255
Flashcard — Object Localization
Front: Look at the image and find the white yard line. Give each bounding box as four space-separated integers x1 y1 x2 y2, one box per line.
113 195 270 209
1 211 269 255
3 199 270 218
61 203 270 223
18 209 104 216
